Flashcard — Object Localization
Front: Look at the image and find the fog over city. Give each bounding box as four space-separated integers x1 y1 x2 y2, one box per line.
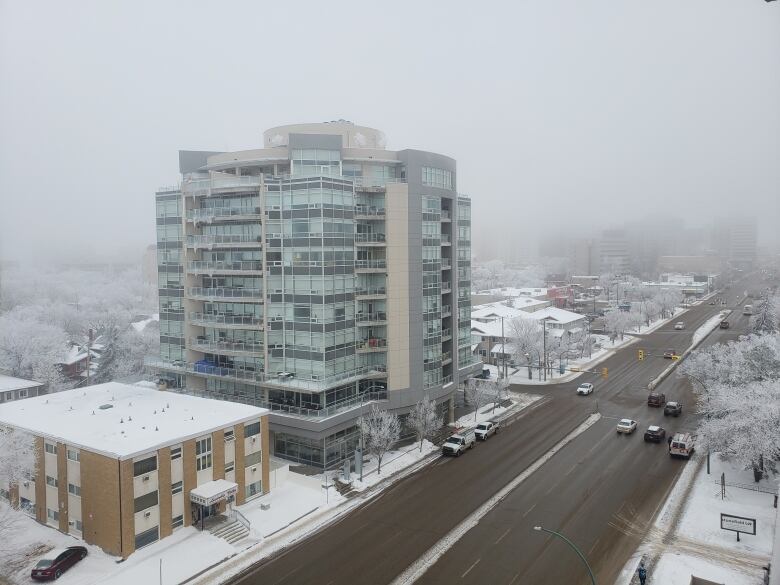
1 0 778 265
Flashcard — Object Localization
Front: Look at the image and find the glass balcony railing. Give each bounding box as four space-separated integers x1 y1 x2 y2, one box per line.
260 390 388 419
189 312 263 328
354 205 386 218
189 338 264 356
441 328 452 340
355 287 387 297
356 312 388 324
354 233 386 244
441 305 452 316
186 235 262 247
187 260 263 273
183 176 263 194
441 282 452 293
187 207 262 221
352 177 406 190
186 287 263 301
355 259 387 271
357 338 388 351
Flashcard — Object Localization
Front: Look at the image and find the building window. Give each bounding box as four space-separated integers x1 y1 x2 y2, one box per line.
66 449 80 462
170 446 182 460
75 520 83 532
171 481 182 495
224 430 234 442
68 483 81 496
47 508 59 522
134 490 159 513
225 463 234 474
171 515 183 529
196 437 212 472
134 526 159 550
133 456 157 477
18 389 27 398
244 422 261 438
244 450 262 468
45 475 58 488
421 166 453 189
245 480 262 500
45 443 57 455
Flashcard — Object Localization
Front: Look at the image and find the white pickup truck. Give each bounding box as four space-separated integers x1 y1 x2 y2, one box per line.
442 429 476 456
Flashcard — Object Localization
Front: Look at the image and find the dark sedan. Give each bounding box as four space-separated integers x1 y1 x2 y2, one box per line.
643 425 667 443
31 546 87 581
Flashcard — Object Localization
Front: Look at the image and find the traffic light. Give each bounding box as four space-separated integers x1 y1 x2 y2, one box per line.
638 349 645 361
671 355 680 361
601 367 608 379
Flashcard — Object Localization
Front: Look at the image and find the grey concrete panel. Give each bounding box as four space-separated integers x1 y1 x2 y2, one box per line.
288 133 343 151
179 150 222 174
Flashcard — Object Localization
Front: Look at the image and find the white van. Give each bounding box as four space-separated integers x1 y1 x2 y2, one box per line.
669 433 695 459
442 429 476 456
743 305 753 316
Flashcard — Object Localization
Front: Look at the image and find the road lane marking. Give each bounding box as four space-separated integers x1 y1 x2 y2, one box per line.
494 527 511 544
565 463 578 476
522 503 537 518
589 536 601 555
390 413 602 585
508 573 521 585
460 558 480 579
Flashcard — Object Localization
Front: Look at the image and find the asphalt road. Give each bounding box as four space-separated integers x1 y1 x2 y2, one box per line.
232 279 762 585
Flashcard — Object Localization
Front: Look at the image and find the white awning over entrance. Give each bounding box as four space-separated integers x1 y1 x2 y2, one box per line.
189 479 238 507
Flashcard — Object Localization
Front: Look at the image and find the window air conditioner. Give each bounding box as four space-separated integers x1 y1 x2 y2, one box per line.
144 511 151 518
143 475 149 482
251 467 257 472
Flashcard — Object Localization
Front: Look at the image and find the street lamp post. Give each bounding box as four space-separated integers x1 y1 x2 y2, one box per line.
524 352 532 380
533 526 596 585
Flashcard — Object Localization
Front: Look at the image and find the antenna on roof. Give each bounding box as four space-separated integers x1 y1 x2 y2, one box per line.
161 408 165 413
91 410 95 415
153 410 157 414
155 426 159 431
128 416 132 421
120 418 124 423
191 416 194 421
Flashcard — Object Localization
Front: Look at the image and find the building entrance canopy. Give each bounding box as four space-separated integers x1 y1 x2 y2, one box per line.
189 479 238 507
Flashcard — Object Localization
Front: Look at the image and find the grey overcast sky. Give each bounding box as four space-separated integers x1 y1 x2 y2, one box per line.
1 0 779 264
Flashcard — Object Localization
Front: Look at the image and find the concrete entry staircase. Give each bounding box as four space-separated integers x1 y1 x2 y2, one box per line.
211 520 250 544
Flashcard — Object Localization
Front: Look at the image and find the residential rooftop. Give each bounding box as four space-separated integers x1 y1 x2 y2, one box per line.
0 382 267 460
0 374 44 392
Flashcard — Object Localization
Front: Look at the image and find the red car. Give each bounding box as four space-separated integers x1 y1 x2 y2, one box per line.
31 546 87 580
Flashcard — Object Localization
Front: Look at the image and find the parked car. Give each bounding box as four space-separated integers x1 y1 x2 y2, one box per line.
664 401 683 416
31 546 87 581
643 425 666 443
576 383 594 396
663 349 676 359
477 369 491 379
647 392 666 407
674 321 685 330
669 433 695 459
719 320 730 329
708 301 717 305
616 419 638 434
475 421 499 440
442 429 476 456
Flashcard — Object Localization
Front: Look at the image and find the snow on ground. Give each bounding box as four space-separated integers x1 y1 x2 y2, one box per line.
650 552 757 585
453 395 542 428
692 311 728 346
349 439 439 492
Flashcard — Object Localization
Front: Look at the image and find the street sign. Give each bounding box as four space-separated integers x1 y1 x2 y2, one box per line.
720 513 756 541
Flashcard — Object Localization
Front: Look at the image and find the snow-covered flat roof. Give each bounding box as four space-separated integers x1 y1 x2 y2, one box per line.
0 374 44 393
0 382 267 460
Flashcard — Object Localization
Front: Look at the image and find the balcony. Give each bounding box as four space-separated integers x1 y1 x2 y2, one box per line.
442 351 452 365
440 234 451 246
354 205 386 219
441 328 452 341
189 312 264 330
441 282 452 294
355 259 387 273
189 338 264 357
441 305 452 317
441 259 452 270
187 260 263 276
186 287 263 302
356 312 388 326
183 176 262 196
355 287 387 300
354 233 386 246
262 390 388 420
187 207 262 223
442 374 453 386
149 360 265 385
440 210 452 222
352 177 406 192
185 235 262 249
357 338 388 353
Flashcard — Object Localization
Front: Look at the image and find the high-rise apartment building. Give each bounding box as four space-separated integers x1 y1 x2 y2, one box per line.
153 121 480 468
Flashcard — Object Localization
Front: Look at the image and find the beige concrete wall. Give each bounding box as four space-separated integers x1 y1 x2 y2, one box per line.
157 447 172 540
182 439 196 527
118 459 135 558
34 436 45 524
386 183 411 390
80 450 122 556
212 429 225 481
261 416 270 495
56 443 68 533
233 424 246 505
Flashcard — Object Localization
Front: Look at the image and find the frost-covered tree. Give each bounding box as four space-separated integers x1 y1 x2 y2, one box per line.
0 427 37 491
466 378 506 419
751 293 778 335
360 404 401 474
408 396 443 452
508 317 544 378
604 309 631 340
0 314 70 391
679 334 780 389
655 289 683 318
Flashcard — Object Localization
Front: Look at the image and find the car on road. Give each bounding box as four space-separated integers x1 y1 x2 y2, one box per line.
664 401 683 416
709 300 717 305
616 419 638 434
442 429 476 456
643 425 666 443
475 421 499 441
31 546 87 581
719 320 730 329
576 382 594 396
647 392 666 407
674 321 685 330
663 348 676 359
669 433 695 459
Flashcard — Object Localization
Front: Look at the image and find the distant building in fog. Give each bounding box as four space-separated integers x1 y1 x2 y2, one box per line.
142 244 158 286
598 229 631 274
711 217 757 269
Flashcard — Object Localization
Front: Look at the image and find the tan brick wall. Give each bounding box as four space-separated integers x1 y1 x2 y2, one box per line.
261 416 270 495
80 450 121 556
234 424 245 505
9 483 19 508
34 436 45 524
157 447 172 539
182 439 196 527
212 429 225 481
118 459 135 558
56 442 68 533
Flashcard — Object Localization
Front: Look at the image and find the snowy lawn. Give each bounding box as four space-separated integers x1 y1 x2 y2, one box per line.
454 394 542 428
349 439 439 492
650 552 758 585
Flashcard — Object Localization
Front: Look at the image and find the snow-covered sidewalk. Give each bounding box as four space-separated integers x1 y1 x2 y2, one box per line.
618 453 779 585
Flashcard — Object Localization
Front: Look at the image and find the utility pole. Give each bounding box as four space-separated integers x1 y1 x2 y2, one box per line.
542 319 548 381
501 317 507 380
